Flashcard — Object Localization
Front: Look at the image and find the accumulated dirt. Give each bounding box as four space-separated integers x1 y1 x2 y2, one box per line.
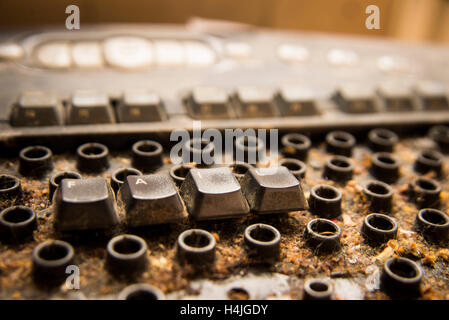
1 136 449 300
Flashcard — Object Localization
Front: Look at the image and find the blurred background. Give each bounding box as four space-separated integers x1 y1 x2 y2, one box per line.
1 0 449 44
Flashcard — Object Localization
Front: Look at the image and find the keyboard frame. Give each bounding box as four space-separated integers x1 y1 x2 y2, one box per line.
0 24 449 151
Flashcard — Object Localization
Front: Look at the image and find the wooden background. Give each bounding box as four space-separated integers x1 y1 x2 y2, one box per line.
1 0 448 44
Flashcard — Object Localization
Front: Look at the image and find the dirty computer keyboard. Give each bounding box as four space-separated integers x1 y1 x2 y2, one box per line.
1 24 449 300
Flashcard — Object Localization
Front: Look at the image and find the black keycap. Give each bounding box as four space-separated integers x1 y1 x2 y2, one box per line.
231 86 278 118
180 167 250 220
48 171 82 202
184 87 234 119
241 166 306 214
274 86 319 116
377 83 415 112
116 90 167 122
118 174 187 226
10 91 63 126
67 91 115 125
414 81 449 111
333 84 377 113
53 177 118 231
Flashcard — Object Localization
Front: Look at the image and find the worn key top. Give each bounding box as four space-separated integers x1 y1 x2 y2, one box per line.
180 167 250 220
184 87 234 119
118 173 187 226
116 90 167 123
67 90 115 125
241 166 306 214
53 177 118 231
10 91 63 126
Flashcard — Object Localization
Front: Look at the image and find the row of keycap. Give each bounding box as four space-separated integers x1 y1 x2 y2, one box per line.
55 165 304 231
9 81 449 127
0 157 444 231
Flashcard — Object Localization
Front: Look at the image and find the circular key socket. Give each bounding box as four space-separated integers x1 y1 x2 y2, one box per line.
76 142 109 172
0 206 36 242
415 208 449 242
106 234 148 277
170 164 195 187
111 167 142 193
18 145 53 178
303 279 333 300
381 257 423 298
281 133 311 160
32 240 75 286
0 174 22 200
370 152 400 184
227 287 250 300
409 177 441 208
325 131 355 157
323 155 354 182
229 161 253 182
118 283 165 300
304 218 341 253
49 171 82 202
429 125 449 153
308 184 342 218
368 128 398 153
361 213 398 245
177 229 216 265
185 138 215 167
363 180 394 213
234 135 265 164
279 158 306 179
414 149 443 175
244 223 281 260
131 140 163 172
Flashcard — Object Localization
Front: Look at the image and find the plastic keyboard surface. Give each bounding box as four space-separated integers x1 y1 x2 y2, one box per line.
0 24 448 149
0 24 449 300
